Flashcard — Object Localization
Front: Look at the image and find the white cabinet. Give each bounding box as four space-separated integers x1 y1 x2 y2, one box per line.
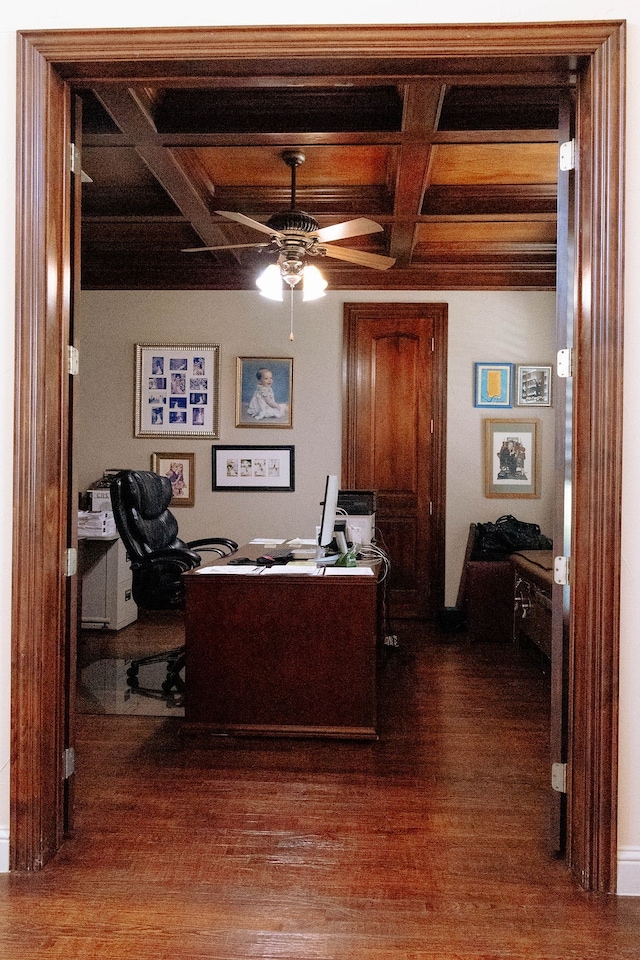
79 536 138 630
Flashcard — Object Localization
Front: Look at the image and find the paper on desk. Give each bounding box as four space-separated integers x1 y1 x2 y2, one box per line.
287 538 317 546
250 538 286 545
195 565 261 574
259 564 322 575
323 566 375 576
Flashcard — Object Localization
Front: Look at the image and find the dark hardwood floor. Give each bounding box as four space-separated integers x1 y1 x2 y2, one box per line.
2 622 639 959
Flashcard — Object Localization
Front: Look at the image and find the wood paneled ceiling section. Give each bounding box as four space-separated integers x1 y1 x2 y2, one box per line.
79 73 567 291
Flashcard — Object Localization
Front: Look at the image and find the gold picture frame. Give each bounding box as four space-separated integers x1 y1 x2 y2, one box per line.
235 356 293 428
135 342 220 438
484 418 540 499
150 451 195 507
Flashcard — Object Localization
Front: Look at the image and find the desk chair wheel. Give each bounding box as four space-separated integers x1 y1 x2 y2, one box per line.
126 646 185 706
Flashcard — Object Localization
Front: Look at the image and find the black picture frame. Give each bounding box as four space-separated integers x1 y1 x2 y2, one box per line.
212 445 295 492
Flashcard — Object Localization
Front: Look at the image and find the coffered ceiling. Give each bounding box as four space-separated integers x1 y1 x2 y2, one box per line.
79 64 572 292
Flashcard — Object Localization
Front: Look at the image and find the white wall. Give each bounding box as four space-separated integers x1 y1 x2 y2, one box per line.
78 289 556 605
1 1 638 897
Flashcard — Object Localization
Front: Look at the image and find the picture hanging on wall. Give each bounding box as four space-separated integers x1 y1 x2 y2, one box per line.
150 452 195 507
516 365 553 406
484 418 540 499
212 445 295 492
236 356 293 428
474 362 514 408
134 343 220 438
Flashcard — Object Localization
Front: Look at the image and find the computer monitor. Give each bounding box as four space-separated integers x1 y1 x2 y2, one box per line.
318 474 339 549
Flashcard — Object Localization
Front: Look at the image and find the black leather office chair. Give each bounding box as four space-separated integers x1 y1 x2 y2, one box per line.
110 469 238 702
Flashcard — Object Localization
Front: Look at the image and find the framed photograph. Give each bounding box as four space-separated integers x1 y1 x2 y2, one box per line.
516 365 553 406
150 452 195 507
484 418 540 498
236 356 293 428
135 343 220 438
474 362 514 408
212 445 295 492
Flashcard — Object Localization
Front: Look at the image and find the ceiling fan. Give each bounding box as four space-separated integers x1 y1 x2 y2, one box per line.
182 150 396 299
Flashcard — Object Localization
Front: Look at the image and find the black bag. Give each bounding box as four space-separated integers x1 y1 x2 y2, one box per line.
471 514 552 560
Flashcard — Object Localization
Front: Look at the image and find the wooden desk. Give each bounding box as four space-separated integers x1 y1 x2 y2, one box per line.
510 550 554 659
182 547 380 739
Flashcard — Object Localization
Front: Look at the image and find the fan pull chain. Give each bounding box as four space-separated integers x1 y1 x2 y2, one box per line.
289 287 295 341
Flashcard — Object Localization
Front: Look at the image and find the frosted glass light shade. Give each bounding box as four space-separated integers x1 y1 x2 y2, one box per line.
256 263 284 301
256 261 327 301
302 264 328 301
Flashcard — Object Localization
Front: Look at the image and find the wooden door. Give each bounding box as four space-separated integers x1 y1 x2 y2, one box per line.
62 96 84 836
549 92 575 854
342 303 447 620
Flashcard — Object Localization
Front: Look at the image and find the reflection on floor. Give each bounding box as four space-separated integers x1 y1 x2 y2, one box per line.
77 609 185 717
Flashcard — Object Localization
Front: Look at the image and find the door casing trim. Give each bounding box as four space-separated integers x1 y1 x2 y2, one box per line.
12 22 625 891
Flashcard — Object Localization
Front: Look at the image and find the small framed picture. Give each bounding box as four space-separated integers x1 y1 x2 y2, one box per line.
135 343 220 438
212 445 295 492
516 365 553 406
484 418 541 499
236 357 293 428
474 362 514 408
151 452 195 507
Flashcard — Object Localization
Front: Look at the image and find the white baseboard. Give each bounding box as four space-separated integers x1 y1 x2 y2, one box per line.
0 827 9 873
617 846 640 895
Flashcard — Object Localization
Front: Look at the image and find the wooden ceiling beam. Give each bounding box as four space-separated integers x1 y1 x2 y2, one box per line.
91 84 236 260
75 71 572 89
80 258 556 292
389 81 445 264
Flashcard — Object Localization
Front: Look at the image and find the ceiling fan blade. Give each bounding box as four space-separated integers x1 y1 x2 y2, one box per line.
314 218 384 243
182 242 268 253
215 210 282 237
319 244 396 270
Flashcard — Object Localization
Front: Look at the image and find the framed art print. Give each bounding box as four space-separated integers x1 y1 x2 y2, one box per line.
150 452 195 507
516 365 553 406
135 343 220 438
484 418 540 498
474 362 514 408
236 356 293 428
212 445 295 492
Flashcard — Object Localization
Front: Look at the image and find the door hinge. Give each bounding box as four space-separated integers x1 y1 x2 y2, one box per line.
557 347 573 379
70 142 93 182
559 139 575 172
552 761 567 793
63 747 75 779
65 547 77 578
554 555 570 586
69 142 77 174
67 344 79 376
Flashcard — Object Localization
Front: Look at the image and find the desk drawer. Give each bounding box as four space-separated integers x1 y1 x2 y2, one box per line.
514 576 552 658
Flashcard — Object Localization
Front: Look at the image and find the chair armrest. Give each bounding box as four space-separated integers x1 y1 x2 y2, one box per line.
132 548 202 571
188 537 238 557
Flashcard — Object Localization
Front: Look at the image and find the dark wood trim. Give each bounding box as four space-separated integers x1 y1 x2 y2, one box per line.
13 23 625 891
12 35 72 869
567 24 625 893
16 22 625 72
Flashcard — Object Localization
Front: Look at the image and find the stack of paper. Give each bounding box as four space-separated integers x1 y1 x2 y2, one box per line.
78 510 117 537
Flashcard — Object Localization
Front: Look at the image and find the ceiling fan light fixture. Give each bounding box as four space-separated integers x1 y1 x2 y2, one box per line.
256 263 284 301
302 264 327 301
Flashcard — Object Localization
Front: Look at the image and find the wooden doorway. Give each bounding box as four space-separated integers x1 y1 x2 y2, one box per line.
13 23 624 892
343 303 447 620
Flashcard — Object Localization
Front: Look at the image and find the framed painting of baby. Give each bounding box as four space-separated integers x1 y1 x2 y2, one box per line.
236 357 293 428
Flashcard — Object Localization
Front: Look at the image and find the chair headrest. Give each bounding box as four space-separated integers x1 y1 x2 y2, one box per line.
111 469 179 556
126 470 173 519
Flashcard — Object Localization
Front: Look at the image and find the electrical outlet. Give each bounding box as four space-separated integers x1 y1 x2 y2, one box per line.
347 522 364 544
